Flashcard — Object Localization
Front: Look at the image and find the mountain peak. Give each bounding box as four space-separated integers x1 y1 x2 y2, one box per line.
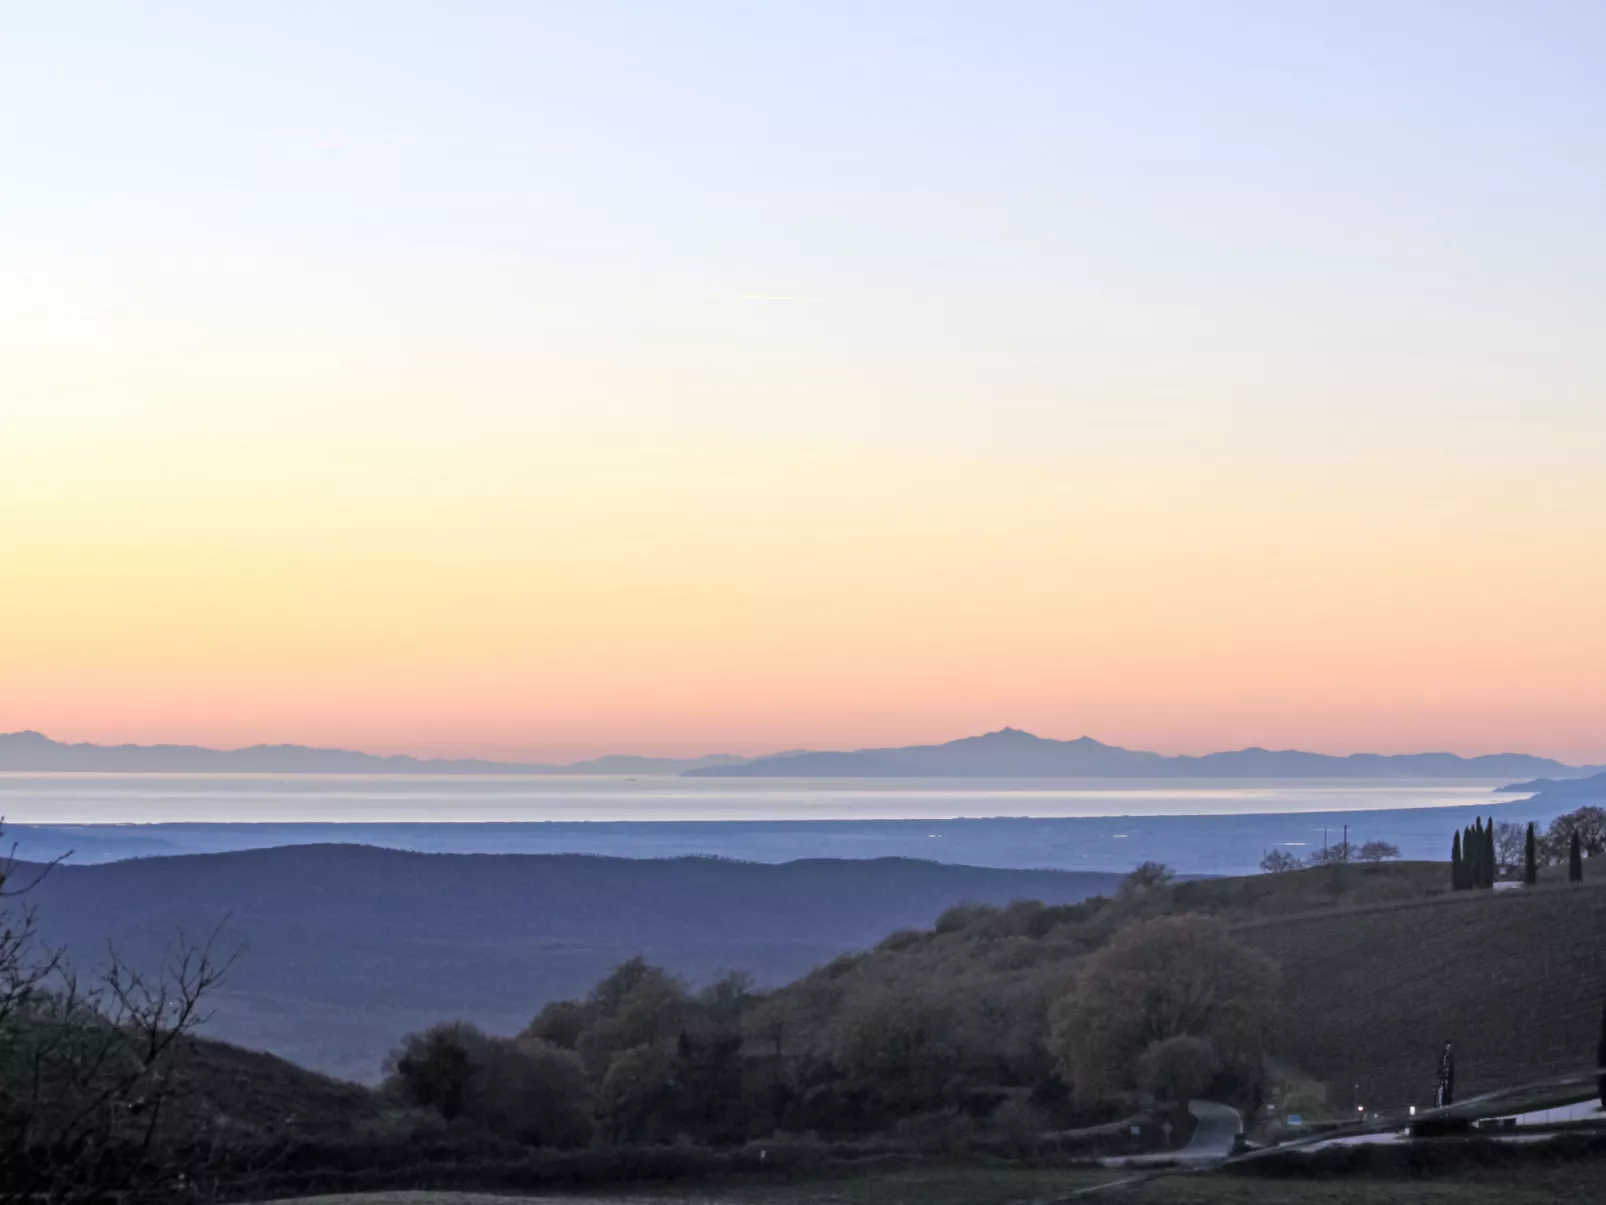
0 730 56 747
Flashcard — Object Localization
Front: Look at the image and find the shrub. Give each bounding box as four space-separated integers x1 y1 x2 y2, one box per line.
386 1022 591 1147
1259 850 1301 873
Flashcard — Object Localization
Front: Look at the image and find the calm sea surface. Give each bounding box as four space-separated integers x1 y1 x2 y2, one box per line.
0 773 1517 824
0 773 1560 876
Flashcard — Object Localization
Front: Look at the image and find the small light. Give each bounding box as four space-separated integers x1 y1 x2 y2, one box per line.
1409 1106 1416 1116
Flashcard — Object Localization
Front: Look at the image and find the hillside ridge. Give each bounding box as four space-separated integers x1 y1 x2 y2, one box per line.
21 844 1126 1080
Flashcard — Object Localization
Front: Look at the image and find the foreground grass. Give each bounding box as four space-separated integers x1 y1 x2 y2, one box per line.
255 1151 1606 1205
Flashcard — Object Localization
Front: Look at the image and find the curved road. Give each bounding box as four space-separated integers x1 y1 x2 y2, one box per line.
1180 1100 1242 1160
1100 1100 1242 1168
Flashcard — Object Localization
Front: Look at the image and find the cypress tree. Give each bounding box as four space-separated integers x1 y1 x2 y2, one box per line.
1485 818 1497 886
1452 831 1465 890
1570 831 1584 883
1525 822 1538 886
1472 821 1485 889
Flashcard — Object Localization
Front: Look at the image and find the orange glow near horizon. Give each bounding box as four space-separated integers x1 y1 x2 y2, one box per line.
5 427 1605 763
5 7 1606 764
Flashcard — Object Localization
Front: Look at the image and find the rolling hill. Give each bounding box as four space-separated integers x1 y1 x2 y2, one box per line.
17 846 1124 1081
750 859 1606 1117
1239 873 1606 1110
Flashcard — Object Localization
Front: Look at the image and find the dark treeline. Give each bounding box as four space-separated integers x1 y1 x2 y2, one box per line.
1452 807 1605 891
384 866 1278 1154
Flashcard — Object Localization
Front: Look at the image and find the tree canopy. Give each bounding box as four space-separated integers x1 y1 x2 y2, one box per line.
1048 914 1277 1109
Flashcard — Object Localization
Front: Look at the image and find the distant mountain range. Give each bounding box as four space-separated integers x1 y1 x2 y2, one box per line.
687 727 1604 780
4 726 1599 780
0 730 745 775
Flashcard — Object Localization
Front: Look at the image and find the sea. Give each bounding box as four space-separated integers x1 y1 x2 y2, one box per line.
0 773 1568 876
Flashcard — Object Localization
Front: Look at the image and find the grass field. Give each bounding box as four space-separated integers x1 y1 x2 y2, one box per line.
1239 871 1606 1110
254 1153 1606 1205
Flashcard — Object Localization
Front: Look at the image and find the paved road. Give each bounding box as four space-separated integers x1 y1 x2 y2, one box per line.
1100 1100 1242 1168
1180 1099 1242 1160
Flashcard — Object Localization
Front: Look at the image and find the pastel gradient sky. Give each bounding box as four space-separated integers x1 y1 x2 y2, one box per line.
4 2 1605 761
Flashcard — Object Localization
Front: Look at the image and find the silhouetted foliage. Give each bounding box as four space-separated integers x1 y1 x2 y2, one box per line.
1525 822 1538 886
1571 831 1584 883
523 999 587 1050
0 833 231 1205
1119 862 1175 896
1545 808 1606 866
386 1022 591 1147
1136 1034 1216 1105
1451 831 1466 891
1305 841 1352 867
1494 821 1525 873
1048 915 1277 1110
1356 841 1400 864
1259 850 1301 873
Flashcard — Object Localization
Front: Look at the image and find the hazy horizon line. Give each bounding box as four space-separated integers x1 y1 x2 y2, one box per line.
5 725 1601 769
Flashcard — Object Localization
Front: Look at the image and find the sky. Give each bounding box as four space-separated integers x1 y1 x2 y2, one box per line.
3 2 1605 762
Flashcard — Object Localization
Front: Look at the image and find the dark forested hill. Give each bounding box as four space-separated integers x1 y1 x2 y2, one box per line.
18 846 1122 1081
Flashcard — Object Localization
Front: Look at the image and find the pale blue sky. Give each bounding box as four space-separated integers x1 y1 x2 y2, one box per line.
8 3 1604 443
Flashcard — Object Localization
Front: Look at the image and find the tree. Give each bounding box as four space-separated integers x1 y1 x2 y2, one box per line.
1356 841 1400 864
1543 808 1606 865
1525 822 1538 886
1119 862 1176 895
1305 842 1350 868
575 959 691 1078
1259 850 1301 874
597 1043 677 1144
1452 831 1466 891
387 1022 478 1120
1048 915 1277 1109
829 988 960 1115
386 1022 591 1146
484 1037 592 1147
1485 818 1497 886
523 999 587 1050
1494 821 1525 873
1570 831 1584 883
0 837 230 1205
1137 1035 1216 1107
700 970 757 1027
1470 820 1485 888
